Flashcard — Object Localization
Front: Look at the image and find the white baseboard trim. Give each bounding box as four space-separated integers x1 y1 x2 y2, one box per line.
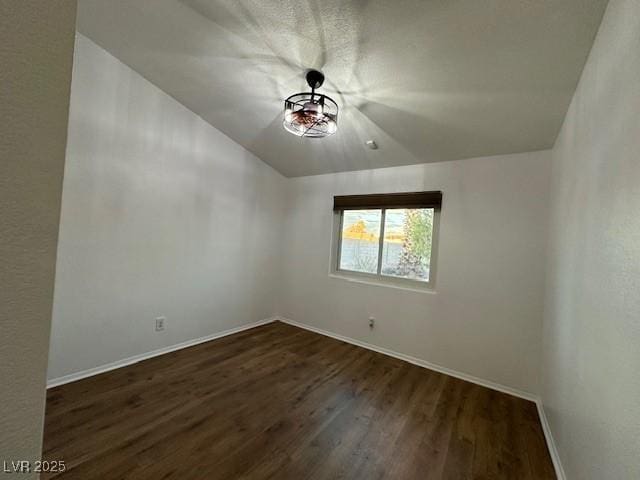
536 400 566 480
277 316 566 479
46 317 278 388
276 317 537 402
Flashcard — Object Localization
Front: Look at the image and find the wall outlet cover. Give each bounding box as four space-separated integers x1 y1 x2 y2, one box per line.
155 317 166 331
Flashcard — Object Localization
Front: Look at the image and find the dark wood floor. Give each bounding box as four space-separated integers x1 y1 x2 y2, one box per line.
43 321 555 479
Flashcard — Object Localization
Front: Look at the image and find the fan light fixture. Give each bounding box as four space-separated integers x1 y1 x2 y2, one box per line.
283 70 338 138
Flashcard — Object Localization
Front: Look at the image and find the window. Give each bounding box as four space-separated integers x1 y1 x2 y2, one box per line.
332 192 441 288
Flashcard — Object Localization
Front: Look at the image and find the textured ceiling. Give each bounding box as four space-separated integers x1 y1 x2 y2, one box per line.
76 0 608 177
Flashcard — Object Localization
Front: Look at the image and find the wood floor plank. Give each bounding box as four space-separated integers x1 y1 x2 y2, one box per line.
42 321 555 479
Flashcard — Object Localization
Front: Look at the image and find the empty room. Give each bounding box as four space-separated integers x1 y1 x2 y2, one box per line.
2 0 639 479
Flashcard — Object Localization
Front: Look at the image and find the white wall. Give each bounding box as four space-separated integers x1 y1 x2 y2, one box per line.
542 0 640 478
280 151 551 395
47 34 286 381
0 0 77 471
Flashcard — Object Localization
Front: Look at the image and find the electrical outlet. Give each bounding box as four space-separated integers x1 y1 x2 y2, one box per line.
368 316 375 328
155 316 166 332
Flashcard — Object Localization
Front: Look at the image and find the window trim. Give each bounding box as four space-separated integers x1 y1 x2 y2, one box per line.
330 206 440 292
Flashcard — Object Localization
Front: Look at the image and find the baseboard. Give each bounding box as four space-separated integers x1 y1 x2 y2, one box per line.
46 317 278 388
276 317 537 402
536 400 566 480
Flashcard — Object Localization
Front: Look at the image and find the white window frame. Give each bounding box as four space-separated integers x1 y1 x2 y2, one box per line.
329 207 440 292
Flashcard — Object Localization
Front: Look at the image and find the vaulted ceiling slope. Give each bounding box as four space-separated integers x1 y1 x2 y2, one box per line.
77 0 608 177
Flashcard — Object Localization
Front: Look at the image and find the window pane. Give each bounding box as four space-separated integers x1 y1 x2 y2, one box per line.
381 208 433 282
339 210 382 274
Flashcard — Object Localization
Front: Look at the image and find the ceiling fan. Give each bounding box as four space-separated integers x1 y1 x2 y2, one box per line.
283 69 338 138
